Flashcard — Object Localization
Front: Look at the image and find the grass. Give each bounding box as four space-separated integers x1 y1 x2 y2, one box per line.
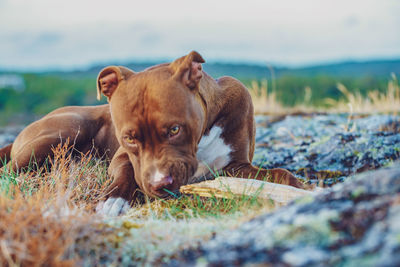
249 74 400 115
325 73 400 114
0 143 274 266
134 189 267 220
0 142 112 266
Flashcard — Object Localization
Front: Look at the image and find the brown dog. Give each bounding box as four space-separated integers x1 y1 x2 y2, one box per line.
95 51 305 215
0 51 305 216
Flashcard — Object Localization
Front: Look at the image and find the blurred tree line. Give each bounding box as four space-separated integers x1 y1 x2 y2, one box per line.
0 74 107 125
0 59 397 125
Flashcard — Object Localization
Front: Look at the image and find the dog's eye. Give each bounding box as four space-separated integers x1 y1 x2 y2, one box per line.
169 125 180 136
124 135 136 144
123 135 139 154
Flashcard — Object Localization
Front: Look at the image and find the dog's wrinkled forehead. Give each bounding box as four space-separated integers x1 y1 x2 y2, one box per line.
111 70 194 130
97 51 205 131
127 69 191 108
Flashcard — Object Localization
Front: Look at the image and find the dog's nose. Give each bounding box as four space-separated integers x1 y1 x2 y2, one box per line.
149 176 173 192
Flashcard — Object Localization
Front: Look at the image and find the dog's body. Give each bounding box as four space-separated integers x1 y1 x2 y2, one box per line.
95 51 305 215
0 105 119 171
0 51 305 216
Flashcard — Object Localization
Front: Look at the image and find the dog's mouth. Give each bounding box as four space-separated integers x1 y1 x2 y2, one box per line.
145 175 189 199
138 159 197 198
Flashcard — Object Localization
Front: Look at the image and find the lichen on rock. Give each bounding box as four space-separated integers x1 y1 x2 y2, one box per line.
169 164 400 266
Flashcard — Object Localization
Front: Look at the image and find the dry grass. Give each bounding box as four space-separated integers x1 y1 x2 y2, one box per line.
249 80 319 115
325 74 400 114
249 80 285 114
0 193 98 266
0 142 112 266
0 142 274 266
249 74 400 115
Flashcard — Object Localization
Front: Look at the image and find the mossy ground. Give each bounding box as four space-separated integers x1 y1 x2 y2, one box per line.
0 143 275 266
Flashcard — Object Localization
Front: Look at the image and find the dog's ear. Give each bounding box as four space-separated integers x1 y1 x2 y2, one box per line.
97 66 134 101
171 51 205 90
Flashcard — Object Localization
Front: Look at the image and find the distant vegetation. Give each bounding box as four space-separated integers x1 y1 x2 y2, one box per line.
0 74 101 125
0 59 399 125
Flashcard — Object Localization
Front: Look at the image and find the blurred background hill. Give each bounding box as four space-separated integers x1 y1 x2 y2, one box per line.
0 59 399 125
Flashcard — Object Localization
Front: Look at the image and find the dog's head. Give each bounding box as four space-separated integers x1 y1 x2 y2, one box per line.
97 51 206 198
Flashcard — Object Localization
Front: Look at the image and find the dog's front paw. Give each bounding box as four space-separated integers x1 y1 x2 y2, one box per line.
96 197 131 216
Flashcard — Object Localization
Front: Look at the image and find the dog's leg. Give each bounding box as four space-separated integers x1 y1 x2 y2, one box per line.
97 147 138 216
0 143 12 168
223 162 306 189
215 78 307 189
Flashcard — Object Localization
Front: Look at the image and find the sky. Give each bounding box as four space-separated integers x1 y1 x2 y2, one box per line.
0 0 399 70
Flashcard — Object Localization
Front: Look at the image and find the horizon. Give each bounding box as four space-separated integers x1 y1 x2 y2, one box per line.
2 55 400 73
1 0 399 71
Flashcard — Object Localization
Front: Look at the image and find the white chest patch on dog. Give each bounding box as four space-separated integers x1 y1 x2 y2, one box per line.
193 126 232 179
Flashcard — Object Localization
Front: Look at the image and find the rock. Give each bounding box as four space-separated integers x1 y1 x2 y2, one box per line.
169 163 400 266
253 114 400 186
0 126 23 147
